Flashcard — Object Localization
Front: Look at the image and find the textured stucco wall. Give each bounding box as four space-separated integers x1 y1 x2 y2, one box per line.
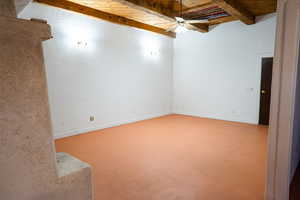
0 1 92 199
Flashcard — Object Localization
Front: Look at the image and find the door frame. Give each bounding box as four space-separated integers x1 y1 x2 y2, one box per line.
266 0 300 199
256 52 274 125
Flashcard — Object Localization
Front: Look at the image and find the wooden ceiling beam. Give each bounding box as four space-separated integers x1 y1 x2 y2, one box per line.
110 0 176 20
182 3 216 14
211 0 255 25
189 23 209 33
181 23 209 33
209 15 237 25
112 0 209 33
181 3 236 27
34 0 176 38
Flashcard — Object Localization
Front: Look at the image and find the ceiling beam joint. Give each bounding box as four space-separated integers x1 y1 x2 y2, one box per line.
211 0 255 25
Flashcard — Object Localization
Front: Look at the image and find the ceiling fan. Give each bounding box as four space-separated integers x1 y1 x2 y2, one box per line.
167 0 209 33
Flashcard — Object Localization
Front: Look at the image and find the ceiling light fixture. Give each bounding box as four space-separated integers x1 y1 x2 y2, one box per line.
175 24 188 33
166 0 209 33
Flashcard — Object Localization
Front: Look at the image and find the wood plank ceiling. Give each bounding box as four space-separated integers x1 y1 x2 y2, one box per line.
34 0 277 37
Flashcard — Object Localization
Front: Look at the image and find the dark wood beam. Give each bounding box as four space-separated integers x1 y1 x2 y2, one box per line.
211 0 254 25
34 0 176 38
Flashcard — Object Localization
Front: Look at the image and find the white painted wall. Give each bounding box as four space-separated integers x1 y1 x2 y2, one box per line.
19 2 173 138
173 14 277 124
19 2 277 139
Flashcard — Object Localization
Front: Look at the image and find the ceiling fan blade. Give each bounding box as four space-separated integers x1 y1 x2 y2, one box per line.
185 19 209 24
154 22 177 26
166 24 178 32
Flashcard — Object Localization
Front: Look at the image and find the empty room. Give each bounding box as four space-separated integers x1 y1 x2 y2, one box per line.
2 0 300 200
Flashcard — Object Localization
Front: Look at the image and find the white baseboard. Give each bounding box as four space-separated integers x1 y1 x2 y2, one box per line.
173 110 258 125
53 112 171 139
53 110 258 139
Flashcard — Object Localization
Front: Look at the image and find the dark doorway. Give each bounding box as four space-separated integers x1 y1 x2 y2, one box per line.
259 57 273 125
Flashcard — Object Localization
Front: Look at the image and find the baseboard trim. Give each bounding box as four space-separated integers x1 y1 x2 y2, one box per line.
173 110 258 125
53 112 171 139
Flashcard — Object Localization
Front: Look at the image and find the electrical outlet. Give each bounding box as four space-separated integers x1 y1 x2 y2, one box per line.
90 116 95 122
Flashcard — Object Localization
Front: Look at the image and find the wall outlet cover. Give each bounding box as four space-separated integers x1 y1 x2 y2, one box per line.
90 116 95 121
